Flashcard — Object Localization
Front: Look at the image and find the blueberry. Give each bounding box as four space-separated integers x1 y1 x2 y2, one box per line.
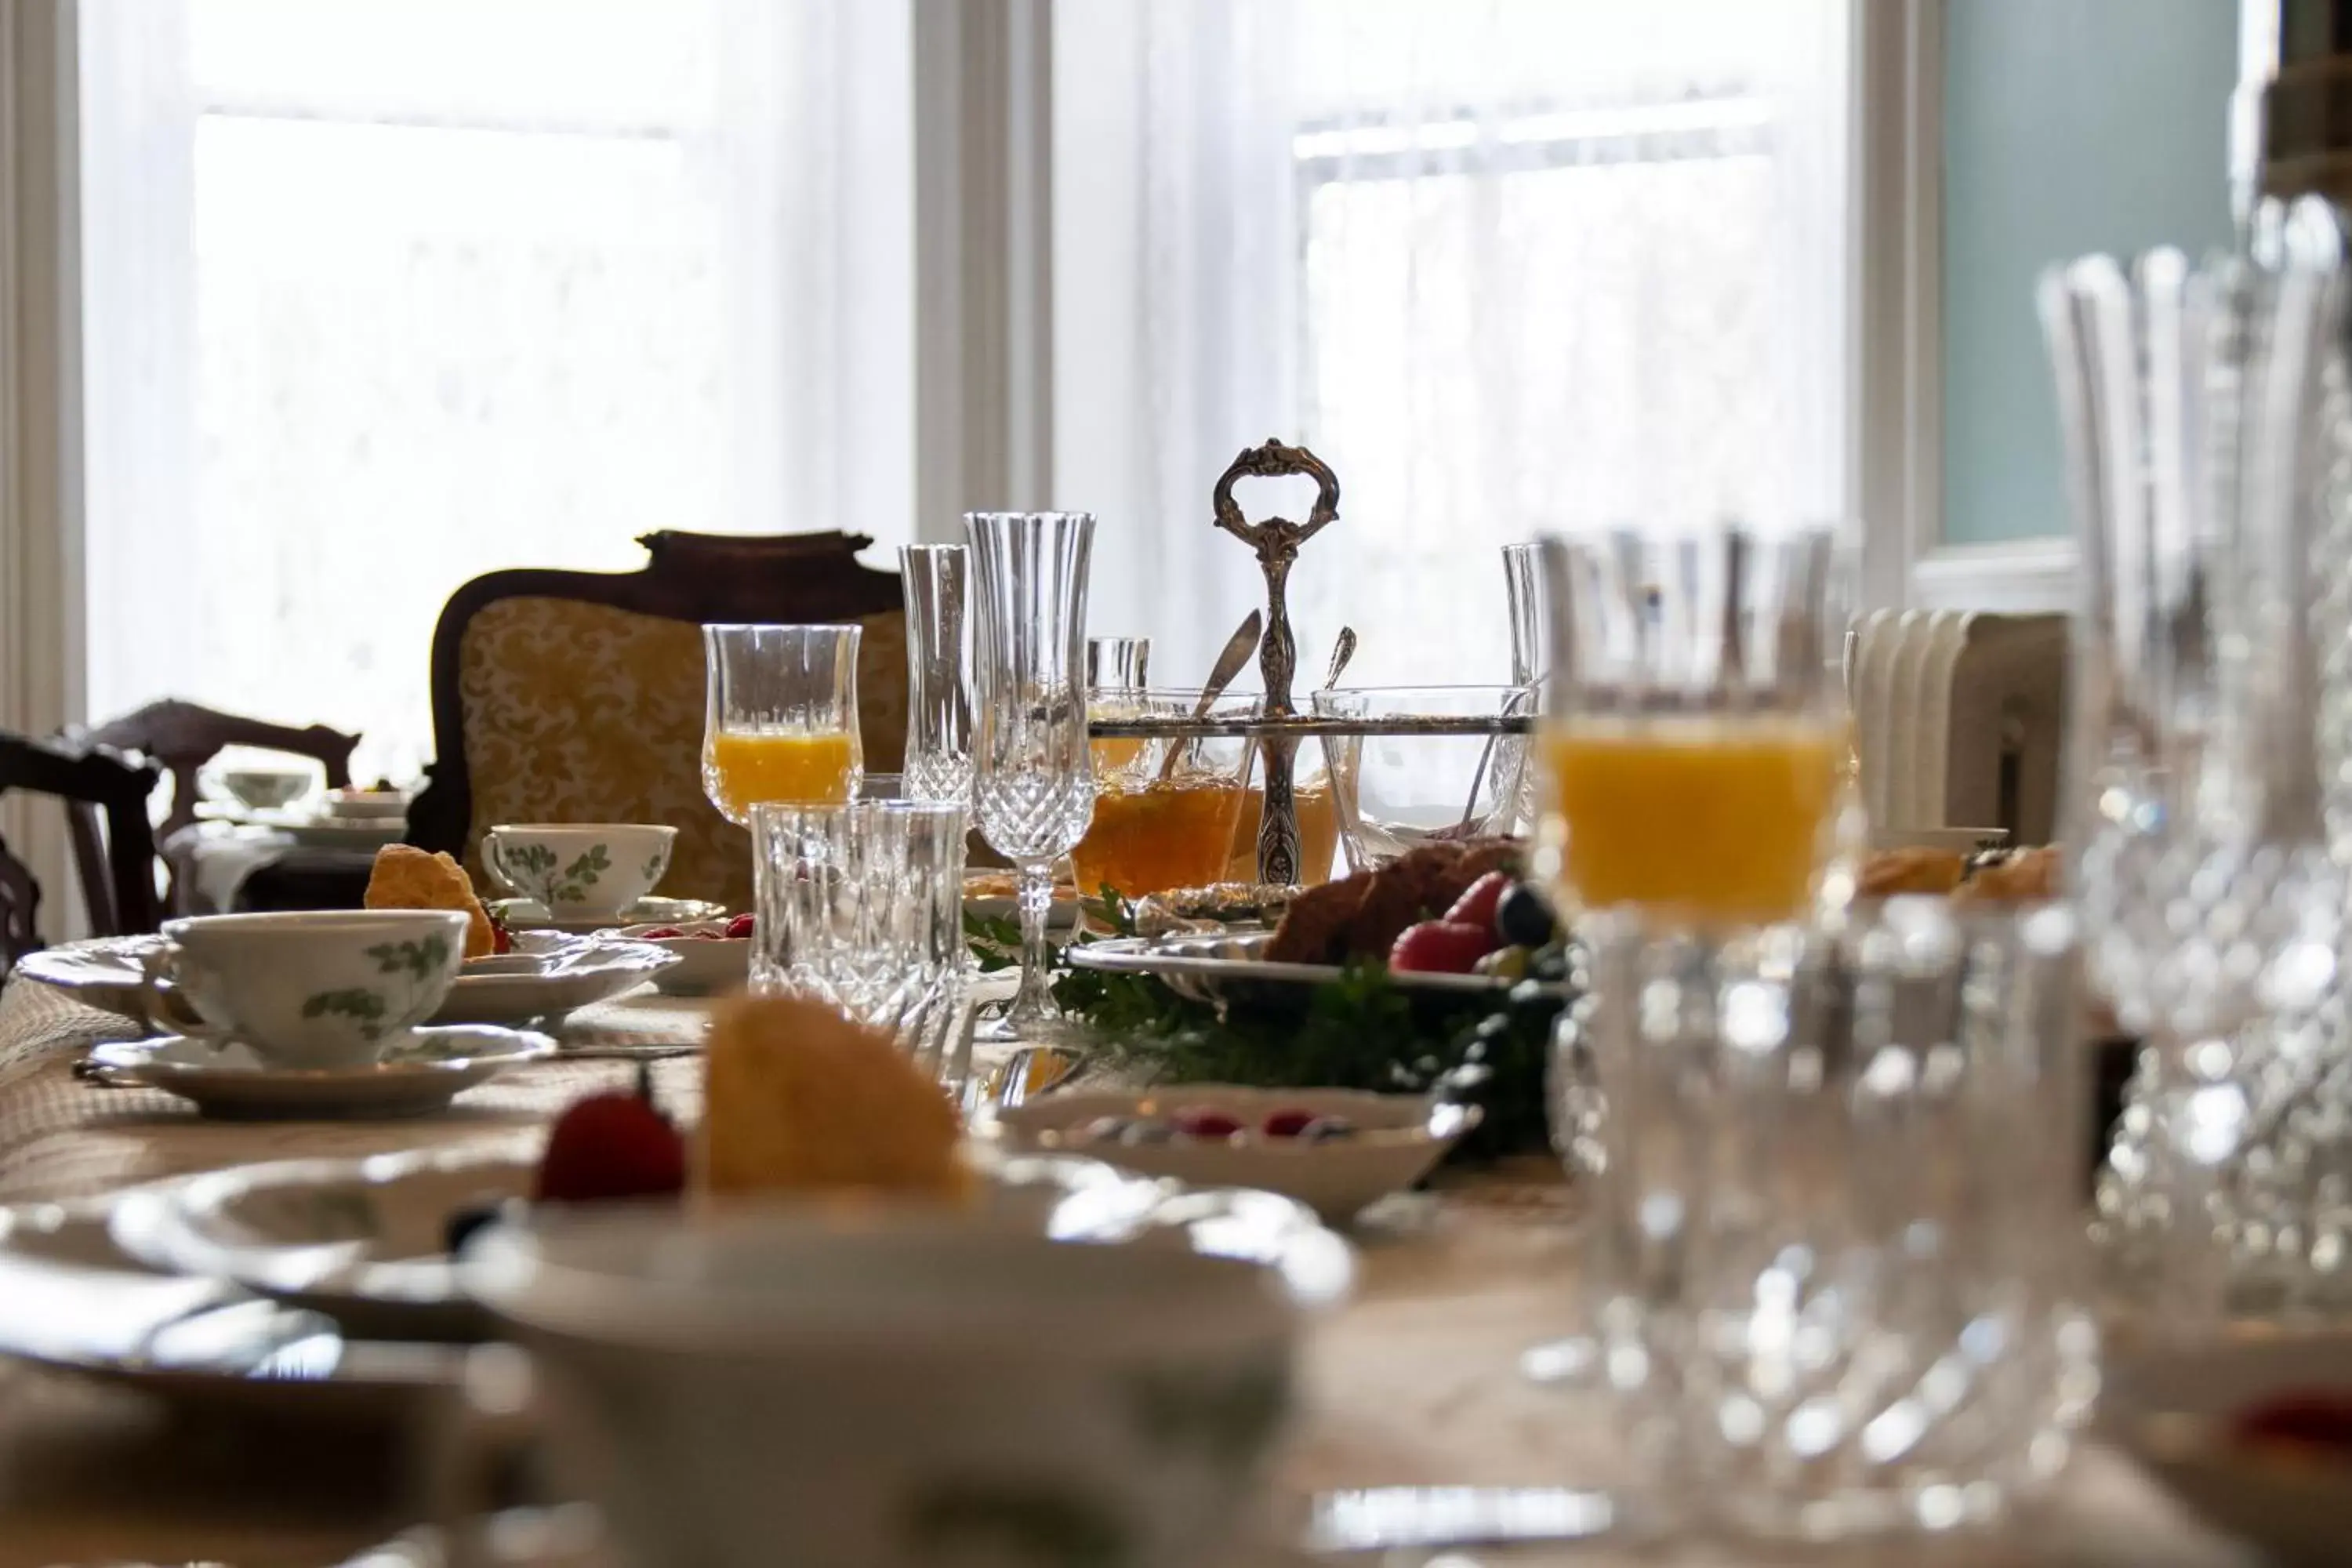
444 1197 520 1257
1494 884 1558 948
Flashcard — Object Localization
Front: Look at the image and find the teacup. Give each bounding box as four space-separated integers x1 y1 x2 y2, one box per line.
145 909 470 1069
483 824 677 919
464 1209 1298 1568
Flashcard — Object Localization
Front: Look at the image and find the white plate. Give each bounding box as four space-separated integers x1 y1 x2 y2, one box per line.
2100 1326 2352 1567
1066 931 1552 1004
488 895 725 936
434 934 677 1025
85 1025 555 1120
13 933 167 1022
108 1142 1352 1340
616 921 748 996
994 1086 1478 1223
0 1202 458 1412
320 789 412 821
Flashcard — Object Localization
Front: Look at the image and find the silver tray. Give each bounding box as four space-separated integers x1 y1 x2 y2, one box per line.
1065 931 1555 1004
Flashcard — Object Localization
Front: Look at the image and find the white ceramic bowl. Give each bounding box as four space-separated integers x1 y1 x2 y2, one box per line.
219 767 313 812
463 1207 1301 1568
321 787 409 821
619 920 749 996
2100 1326 2352 1566
994 1086 1479 1223
483 823 677 919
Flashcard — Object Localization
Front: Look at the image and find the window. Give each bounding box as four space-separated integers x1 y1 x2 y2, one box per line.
79 0 911 782
1058 0 1850 690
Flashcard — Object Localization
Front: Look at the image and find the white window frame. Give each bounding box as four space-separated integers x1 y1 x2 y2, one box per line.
8 0 1981 739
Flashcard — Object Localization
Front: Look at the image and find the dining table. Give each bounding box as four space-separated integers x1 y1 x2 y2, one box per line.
0 968 2255 1568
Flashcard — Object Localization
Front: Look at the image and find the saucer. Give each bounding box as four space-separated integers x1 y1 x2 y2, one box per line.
85 1025 555 1120
488 895 725 936
435 934 677 1025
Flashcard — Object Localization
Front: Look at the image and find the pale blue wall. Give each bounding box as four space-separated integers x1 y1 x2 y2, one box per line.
1941 0 2239 544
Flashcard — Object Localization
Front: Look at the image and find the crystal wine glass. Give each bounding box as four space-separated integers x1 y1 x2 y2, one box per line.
966 510 1096 1040
2044 201 2350 1323
701 624 863 826
898 545 975 807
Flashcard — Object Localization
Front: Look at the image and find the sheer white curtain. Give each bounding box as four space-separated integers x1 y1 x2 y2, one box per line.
1056 0 1852 690
78 0 912 783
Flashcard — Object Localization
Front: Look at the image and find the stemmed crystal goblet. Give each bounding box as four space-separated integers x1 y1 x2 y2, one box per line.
966 510 1097 1040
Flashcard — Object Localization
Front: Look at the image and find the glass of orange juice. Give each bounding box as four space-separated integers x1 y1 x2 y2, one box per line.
1071 690 1257 900
1533 525 1850 930
701 623 864 826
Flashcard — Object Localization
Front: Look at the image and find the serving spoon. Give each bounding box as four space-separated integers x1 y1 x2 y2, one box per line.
1156 609 1263 782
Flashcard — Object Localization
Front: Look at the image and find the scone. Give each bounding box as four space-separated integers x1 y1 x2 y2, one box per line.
1857 847 1968 899
364 844 498 960
699 994 967 1200
1953 845 2061 904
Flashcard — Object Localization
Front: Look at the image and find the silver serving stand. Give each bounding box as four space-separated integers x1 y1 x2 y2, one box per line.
1085 439 1524 884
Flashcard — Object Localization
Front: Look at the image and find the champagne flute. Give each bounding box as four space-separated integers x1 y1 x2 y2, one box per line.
967 511 1096 1039
701 624 863 826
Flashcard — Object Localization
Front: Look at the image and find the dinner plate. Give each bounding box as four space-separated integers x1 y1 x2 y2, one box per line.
433 934 677 1025
13 933 168 1023
107 1142 1353 1341
85 1025 556 1120
488 895 725 936
0 1201 457 1414
1065 931 1552 1004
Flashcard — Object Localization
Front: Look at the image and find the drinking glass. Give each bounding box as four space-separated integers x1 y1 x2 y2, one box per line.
2045 203 2352 1320
899 546 975 808
748 800 965 1049
701 625 864 826
1559 898 2096 1540
967 510 1097 1038
1070 690 1258 899
1087 636 1150 693
1502 541 1550 830
1534 525 1849 930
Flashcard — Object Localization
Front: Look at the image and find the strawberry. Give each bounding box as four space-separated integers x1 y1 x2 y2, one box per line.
1389 920 1494 975
724 912 757 940
534 1071 687 1203
637 927 684 940
1443 872 1513 941
1263 1108 1317 1138
486 906 516 956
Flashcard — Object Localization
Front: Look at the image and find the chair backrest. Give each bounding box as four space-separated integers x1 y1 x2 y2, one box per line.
408 530 907 910
71 698 361 840
0 731 162 967
1849 609 2064 843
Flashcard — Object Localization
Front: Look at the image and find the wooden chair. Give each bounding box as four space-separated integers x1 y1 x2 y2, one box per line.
407 530 908 912
0 731 161 972
70 698 361 842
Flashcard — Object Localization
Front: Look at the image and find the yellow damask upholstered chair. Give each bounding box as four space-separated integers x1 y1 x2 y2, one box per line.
408 532 906 913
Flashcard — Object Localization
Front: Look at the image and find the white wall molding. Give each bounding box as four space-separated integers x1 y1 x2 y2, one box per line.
1911 536 2077 612
0 0 85 935
1851 0 1943 612
912 0 1053 541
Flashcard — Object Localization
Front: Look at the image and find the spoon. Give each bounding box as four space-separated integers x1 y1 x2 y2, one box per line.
1157 609 1263 782
1318 626 1358 694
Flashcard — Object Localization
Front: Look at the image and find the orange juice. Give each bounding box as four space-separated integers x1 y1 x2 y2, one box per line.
702 729 860 820
1224 780 1339 886
1090 735 1149 775
1072 779 1247 899
1541 717 1842 924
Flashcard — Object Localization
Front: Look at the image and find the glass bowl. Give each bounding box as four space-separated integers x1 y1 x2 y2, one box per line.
1075 690 1259 899
1312 685 1534 873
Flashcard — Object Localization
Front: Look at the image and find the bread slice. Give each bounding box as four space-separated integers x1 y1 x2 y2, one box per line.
699 994 967 1200
363 844 497 960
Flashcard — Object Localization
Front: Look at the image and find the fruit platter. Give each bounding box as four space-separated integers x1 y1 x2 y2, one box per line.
1030 840 1576 1166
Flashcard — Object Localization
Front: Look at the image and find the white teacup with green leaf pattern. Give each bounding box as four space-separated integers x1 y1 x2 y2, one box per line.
483 824 677 920
143 910 471 1069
